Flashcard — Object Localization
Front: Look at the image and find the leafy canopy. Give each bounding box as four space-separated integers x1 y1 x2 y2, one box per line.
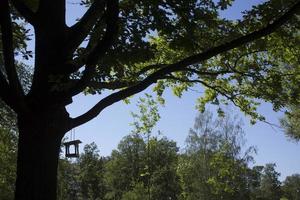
1 0 300 130
75 0 300 124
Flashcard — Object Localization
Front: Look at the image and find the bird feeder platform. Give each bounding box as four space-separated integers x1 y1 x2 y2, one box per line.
63 140 82 158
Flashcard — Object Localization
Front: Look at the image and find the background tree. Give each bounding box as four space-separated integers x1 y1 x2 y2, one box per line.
247 165 265 200
120 182 148 200
178 110 255 200
282 174 300 200
57 158 81 200
77 142 106 200
1 0 300 199
57 142 106 200
258 163 282 200
104 134 146 200
104 133 181 200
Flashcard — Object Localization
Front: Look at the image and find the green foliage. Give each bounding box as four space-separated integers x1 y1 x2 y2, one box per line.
0 128 17 200
79 0 300 126
57 159 81 200
178 110 256 200
104 133 181 200
281 106 300 141
2 1 300 198
57 143 106 200
247 165 265 200
282 174 300 200
130 94 160 135
259 163 282 200
178 111 284 200
104 134 146 199
121 183 148 200
1 7 32 62
1 105 299 200
207 151 249 198
78 143 106 200
0 100 17 131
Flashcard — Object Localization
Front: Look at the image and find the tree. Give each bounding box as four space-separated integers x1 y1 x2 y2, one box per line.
1 0 300 199
282 174 300 200
77 142 106 200
146 137 181 200
258 163 282 200
57 143 106 200
104 134 146 199
247 165 265 200
179 110 255 200
104 133 181 200
121 182 148 200
105 94 181 200
57 158 81 200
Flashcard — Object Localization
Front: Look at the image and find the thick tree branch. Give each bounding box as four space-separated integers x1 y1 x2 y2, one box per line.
87 80 140 90
0 0 24 98
185 68 231 77
37 0 66 27
134 64 168 76
64 0 119 97
66 79 140 96
70 1 300 128
11 0 36 24
67 0 106 53
80 0 119 66
70 77 158 129
0 70 21 112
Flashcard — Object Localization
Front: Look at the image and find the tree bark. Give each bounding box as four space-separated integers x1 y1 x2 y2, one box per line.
14 109 68 200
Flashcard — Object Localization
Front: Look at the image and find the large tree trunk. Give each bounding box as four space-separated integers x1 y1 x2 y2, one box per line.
14 109 68 200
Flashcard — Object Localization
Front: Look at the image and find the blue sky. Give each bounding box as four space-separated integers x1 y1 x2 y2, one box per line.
67 88 300 180
26 0 300 180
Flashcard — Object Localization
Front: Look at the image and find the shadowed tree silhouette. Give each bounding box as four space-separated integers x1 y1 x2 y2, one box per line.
0 0 300 199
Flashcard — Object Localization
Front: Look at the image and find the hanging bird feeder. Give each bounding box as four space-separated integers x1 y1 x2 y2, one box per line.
63 129 82 158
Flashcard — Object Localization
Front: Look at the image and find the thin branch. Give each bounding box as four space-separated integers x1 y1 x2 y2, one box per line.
185 77 247 112
262 120 283 131
162 75 237 103
69 1 300 128
67 0 106 53
11 0 36 24
0 0 24 98
233 50 267 68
